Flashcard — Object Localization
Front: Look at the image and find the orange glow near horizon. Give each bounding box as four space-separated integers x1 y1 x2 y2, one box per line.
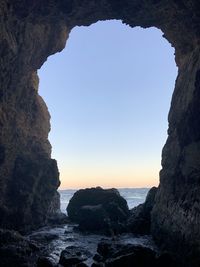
58 163 160 189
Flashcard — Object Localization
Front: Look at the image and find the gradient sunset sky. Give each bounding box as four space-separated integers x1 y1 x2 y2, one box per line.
38 20 177 189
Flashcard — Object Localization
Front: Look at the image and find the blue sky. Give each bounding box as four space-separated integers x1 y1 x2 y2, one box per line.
38 20 177 188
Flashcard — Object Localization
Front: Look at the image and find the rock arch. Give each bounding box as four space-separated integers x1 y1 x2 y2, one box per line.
0 0 200 263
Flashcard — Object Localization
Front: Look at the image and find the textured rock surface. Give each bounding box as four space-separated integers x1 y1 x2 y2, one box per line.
95 241 179 267
59 246 91 267
0 228 41 267
151 44 200 265
97 242 156 267
67 187 129 234
0 0 200 265
0 1 65 231
127 187 157 235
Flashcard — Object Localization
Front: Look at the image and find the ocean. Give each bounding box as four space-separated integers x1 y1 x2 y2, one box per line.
59 188 150 213
29 188 155 265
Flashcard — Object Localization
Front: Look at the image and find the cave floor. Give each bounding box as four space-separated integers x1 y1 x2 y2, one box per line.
28 224 157 266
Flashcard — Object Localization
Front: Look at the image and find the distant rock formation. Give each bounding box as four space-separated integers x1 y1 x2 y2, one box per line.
67 187 129 234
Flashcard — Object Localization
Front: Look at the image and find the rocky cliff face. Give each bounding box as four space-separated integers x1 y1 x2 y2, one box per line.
0 0 68 231
151 47 200 264
0 0 200 263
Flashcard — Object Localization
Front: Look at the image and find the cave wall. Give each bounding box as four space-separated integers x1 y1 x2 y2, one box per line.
0 0 69 231
1 0 200 262
152 46 200 264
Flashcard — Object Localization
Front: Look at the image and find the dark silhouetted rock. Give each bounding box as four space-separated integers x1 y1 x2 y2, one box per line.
76 263 89 267
156 253 178 267
127 187 157 234
37 256 56 267
93 253 104 262
67 187 129 234
3 155 60 232
95 241 181 267
59 246 91 267
96 241 156 267
78 204 111 233
91 263 104 267
0 229 41 267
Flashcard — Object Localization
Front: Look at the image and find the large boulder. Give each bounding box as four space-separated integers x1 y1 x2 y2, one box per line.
67 187 129 234
127 187 157 234
78 204 111 233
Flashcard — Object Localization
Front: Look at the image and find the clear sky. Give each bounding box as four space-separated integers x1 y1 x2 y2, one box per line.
38 20 177 189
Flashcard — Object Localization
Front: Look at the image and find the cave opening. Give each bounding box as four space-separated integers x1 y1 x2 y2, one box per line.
38 20 177 191
1 2 199 262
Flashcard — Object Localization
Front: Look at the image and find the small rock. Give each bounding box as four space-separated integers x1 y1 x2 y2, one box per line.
59 246 91 267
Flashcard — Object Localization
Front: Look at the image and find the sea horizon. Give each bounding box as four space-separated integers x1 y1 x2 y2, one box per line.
59 186 152 191
59 187 150 213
